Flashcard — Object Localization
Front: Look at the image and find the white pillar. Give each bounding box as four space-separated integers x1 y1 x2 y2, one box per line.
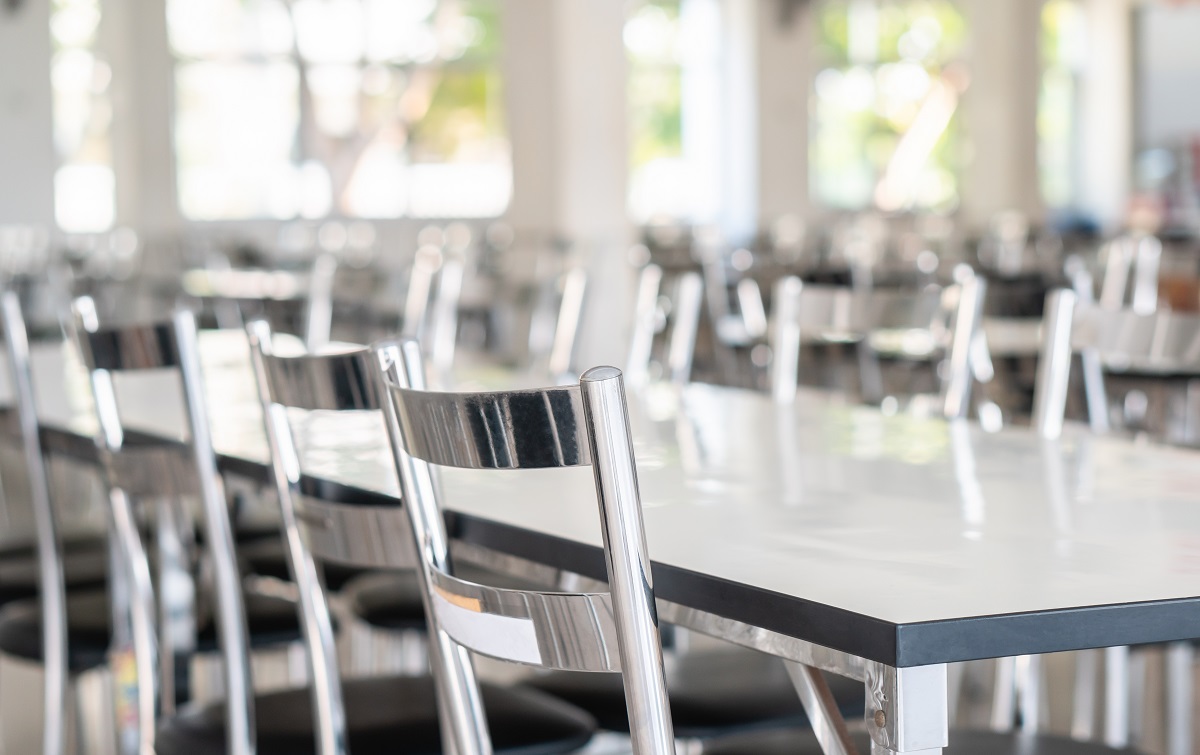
959 0 1043 231
754 0 813 227
501 0 631 366
103 0 180 233
1078 0 1132 232
0 2 55 224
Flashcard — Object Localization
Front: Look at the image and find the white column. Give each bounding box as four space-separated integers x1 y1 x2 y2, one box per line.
1078 0 1132 232
0 2 55 224
754 0 813 227
959 0 1043 231
103 0 180 233
501 0 631 366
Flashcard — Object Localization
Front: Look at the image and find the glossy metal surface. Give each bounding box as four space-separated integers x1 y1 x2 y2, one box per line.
256 347 380 413
248 319 347 755
303 253 337 351
547 266 587 379
379 340 491 755
172 310 257 755
0 292 68 755
72 298 162 755
389 383 590 469
784 662 856 755
580 367 675 754
427 566 620 672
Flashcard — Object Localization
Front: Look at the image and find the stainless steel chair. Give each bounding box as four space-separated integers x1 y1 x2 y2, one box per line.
376 341 670 755
768 276 986 420
627 263 703 386
167 320 595 755
0 291 110 755
68 304 310 755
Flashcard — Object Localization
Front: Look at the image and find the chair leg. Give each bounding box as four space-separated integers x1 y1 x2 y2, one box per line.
1072 649 1099 740
990 657 1017 731
1104 646 1131 748
1166 641 1193 755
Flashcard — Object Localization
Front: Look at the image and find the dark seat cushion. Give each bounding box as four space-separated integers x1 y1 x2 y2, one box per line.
156 675 596 755
196 591 306 651
0 538 108 606
0 588 111 672
238 538 367 592
527 647 864 739
702 727 1146 754
0 588 306 673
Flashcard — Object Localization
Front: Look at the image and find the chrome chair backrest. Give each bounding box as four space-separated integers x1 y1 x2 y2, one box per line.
0 292 69 755
1032 290 1200 440
245 320 380 755
72 300 255 755
769 276 985 419
626 263 703 386
377 341 675 755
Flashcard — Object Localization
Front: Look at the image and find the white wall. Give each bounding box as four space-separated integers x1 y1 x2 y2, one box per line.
0 1 55 224
1137 4 1200 149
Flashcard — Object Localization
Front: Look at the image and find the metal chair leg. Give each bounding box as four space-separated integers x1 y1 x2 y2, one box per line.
1166 641 1193 755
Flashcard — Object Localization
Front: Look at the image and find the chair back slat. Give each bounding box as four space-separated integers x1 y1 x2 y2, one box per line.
777 282 952 340
258 348 379 412
390 384 591 469
82 322 181 372
429 569 620 673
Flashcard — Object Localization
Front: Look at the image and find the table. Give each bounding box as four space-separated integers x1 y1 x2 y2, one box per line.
22 332 1200 754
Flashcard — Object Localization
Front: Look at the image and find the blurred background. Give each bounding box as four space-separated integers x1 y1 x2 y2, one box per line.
1 0 1199 365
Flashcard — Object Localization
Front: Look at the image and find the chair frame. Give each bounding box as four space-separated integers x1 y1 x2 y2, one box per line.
626 263 703 386
377 340 675 755
0 291 69 755
245 319 376 755
72 302 255 755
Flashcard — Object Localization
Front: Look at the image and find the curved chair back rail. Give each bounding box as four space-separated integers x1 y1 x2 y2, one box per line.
378 339 676 755
77 321 182 372
428 568 621 673
255 347 381 412
389 384 591 469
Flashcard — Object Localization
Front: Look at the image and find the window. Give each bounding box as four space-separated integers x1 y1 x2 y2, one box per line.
811 0 967 212
1039 0 1085 212
625 0 722 224
168 0 509 221
51 0 115 232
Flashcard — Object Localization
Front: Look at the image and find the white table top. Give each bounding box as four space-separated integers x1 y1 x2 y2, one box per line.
23 332 1200 667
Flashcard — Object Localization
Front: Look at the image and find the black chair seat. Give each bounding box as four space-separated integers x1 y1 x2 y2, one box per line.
239 538 367 592
701 728 1145 754
527 647 864 739
156 675 596 755
196 591 306 650
0 538 108 606
0 588 111 672
0 588 306 673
